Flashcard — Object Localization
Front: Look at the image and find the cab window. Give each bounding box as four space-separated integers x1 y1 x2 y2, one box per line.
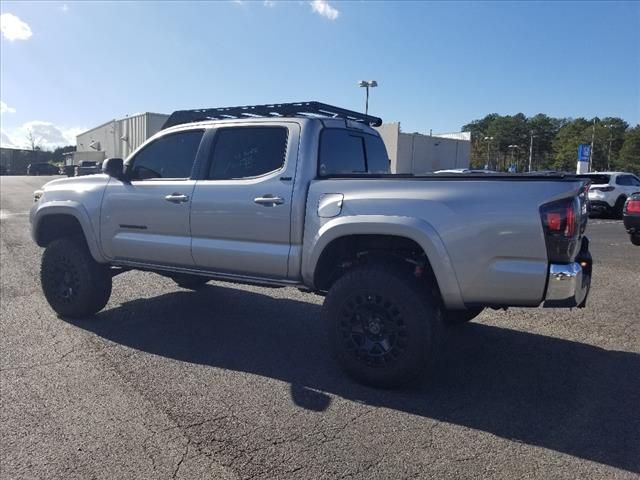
129 130 204 180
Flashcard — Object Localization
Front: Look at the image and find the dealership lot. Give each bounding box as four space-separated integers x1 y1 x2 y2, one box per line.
1 175 638 479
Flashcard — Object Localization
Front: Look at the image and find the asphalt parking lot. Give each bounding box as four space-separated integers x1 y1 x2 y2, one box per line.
1 175 638 479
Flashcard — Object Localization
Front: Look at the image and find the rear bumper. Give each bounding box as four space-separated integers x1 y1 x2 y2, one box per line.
623 214 640 233
588 200 612 213
543 237 592 308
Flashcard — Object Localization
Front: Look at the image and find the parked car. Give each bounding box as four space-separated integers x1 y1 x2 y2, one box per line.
578 172 640 218
30 102 593 388
27 162 59 176
623 193 640 246
74 161 101 176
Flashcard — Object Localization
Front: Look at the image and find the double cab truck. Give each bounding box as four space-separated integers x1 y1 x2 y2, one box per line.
30 102 593 387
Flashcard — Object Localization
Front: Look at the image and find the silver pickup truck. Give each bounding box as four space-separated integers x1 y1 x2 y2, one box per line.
30 102 592 387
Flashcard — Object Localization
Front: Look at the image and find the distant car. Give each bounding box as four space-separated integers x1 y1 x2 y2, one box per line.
74 161 101 176
27 163 59 176
578 172 640 218
623 193 640 246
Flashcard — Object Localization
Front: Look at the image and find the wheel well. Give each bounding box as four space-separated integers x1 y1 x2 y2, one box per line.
314 234 439 293
35 214 84 247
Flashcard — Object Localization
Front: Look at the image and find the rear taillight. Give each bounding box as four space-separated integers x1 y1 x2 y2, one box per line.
591 186 614 192
625 199 640 214
540 197 581 263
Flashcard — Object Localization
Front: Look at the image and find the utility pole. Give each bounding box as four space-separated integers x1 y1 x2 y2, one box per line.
588 118 596 172
528 131 535 172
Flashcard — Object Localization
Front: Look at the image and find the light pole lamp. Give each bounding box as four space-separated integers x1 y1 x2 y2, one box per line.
358 80 378 115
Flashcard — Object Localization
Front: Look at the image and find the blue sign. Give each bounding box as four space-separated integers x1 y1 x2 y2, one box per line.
578 144 590 162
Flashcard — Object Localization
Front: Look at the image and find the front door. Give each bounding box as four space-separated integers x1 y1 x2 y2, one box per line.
100 129 204 267
190 123 299 279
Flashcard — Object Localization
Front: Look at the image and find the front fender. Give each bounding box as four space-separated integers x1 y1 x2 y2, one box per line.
31 201 107 263
303 215 465 309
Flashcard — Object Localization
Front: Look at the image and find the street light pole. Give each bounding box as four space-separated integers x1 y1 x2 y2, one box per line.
358 80 378 116
483 136 494 170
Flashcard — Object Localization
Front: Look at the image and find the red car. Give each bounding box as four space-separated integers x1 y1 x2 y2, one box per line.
623 193 640 246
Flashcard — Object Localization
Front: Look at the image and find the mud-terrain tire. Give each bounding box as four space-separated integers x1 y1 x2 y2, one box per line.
323 262 442 388
41 237 112 318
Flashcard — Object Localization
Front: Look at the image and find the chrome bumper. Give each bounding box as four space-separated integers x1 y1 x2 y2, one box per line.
543 237 592 308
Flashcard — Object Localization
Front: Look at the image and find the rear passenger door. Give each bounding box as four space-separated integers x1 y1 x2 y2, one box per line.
190 123 300 279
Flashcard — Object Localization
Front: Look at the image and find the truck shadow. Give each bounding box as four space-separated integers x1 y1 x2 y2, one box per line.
69 284 639 473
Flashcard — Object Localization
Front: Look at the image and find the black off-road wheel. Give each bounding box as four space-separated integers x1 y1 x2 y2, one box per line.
443 307 484 326
41 237 112 318
172 275 210 291
323 263 442 388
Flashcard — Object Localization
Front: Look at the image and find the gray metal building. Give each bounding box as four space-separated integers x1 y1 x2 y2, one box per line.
73 112 169 165
375 122 471 174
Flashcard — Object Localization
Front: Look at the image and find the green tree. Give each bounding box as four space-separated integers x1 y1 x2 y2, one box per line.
618 125 640 174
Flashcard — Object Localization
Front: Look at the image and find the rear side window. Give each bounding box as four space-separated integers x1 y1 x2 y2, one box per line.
208 127 288 180
616 175 637 186
319 129 390 176
130 130 203 180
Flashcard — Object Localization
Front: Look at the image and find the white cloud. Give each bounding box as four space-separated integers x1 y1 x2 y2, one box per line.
1 130 16 148
1 101 16 114
0 13 33 41
264 0 276 6
61 4 69 13
2 121 85 149
310 0 339 20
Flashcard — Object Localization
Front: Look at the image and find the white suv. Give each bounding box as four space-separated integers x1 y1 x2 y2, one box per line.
582 172 640 218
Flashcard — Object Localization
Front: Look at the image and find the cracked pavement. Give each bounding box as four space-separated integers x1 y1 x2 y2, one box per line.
1 175 639 479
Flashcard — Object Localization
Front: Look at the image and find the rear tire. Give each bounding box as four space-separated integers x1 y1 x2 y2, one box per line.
613 196 627 219
41 237 112 318
631 234 640 246
323 263 442 388
443 307 484 325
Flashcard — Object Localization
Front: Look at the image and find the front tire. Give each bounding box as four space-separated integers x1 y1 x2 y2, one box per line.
323 263 441 388
41 237 112 318
631 234 640 246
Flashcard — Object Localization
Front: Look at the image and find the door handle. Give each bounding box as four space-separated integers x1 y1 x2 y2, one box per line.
165 193 189 204
254 195 284 206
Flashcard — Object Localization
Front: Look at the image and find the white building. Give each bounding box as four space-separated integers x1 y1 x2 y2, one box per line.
72 112 169 165
375 122 471 174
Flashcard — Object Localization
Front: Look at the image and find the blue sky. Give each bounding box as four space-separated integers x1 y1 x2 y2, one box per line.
1 0 638 149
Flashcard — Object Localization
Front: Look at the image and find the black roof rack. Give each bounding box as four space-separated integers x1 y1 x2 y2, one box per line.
161 101 383 130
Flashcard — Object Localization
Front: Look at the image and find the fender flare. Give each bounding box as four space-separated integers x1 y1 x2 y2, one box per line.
31 201 107 263
303 215 465 309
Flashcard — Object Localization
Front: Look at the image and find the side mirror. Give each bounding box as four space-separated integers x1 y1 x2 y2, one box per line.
102 158 124 179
